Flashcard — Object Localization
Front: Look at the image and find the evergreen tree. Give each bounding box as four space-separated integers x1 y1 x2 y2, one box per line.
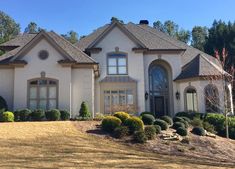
79 101 91 118
191 26 208 51
24 22 40 33
61 30 78 44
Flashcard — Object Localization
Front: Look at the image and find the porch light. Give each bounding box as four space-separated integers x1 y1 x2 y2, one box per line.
145 91 149 100
176 91 180 100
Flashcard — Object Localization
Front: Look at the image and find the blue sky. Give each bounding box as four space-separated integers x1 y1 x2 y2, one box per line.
1 0 235 36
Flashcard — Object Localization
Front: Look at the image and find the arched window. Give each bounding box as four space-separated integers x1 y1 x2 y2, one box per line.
28 78 58 110
185 87 198 112
204 84 219 113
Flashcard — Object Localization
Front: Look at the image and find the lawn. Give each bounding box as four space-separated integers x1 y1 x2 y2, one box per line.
0 121 233 169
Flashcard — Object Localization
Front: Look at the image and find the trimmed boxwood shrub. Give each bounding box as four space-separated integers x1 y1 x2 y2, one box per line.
133 131 147 143
192 127 206 136
203 121 216 133
0 96 8 111
182 120 189 128
144 126 156 140
140 112 155 117
160 116 173 126
45 109 61 121
113 112 130 123
191 118 203 127
204 113 225 134
79 101 91 118
154 119 168 130
31 109 45 121
102 116 122 132
141 114 155 125
173 116 184 123
60 110 70 120
175 111 204 120
176 127 188 136
153 125 161 134
2 111 14 122
229 127 235 140
124 117 144 134
181 116 191 123
18 109 31 121
173 122 185 130
113 126 129 138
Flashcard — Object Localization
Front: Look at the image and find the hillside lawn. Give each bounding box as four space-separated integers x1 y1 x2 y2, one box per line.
0 121 234 169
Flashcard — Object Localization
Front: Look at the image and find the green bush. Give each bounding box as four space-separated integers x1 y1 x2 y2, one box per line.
79 101 91 118
93 112 105 121
191 118 203 127
31 109 45 121
113 112 130 123
113 126 129 138
17 109 31 121
133 131 147 143
154 119 168 130
144 126 156 140
182 120 189 128
204 113 225 135
2 111 14 122
140 112 155 117
45 109 61 121
173 116 184 123
141 114 155 125
175 111 204 120
153 125 161 134
176 127 188 136
124 117 144 134
229 127 235 140
192 127 206 136
181 116 191 123
0 96 8 111
60 110 70 120
102 116 122 132
173 122 185 130
203 121 216 133
160 116 173 126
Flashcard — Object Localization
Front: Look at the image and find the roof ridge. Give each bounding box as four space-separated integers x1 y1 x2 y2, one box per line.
49 31 96 63
133 23 184 49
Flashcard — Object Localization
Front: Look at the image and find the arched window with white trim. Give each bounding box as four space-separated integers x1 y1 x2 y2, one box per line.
28 78 58 110
185 87 198 112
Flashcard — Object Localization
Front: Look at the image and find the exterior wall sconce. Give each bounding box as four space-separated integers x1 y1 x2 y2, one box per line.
176 91 180 100
145 91 149 100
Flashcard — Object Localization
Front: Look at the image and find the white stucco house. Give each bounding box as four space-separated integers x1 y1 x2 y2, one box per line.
0 20 233 117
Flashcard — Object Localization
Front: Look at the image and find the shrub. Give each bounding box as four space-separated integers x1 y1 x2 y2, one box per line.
203 121 216 133
17 109 31 121
124 117 144 134
192 127 206 136
113 112 130 123
182 120 189 128
173 122 185 130
154 119 168 130
113 126 129 138
173 116 184 123
144 126 156 140
93 112 104 121
101 116 122 132
229 127 235 140
176 127 188 136
31 109 45 121
175 111 191 118
45 109 61 121
181 116 191 123
140 112 155 117
175 111 204 120
13 110 21 121
160 116 173 126
0 96 8 111
141 114 155 125
153 125 161 134
60 110 70 120
79 101 91 118
2 111 14 122
191 118 203 127
133 131 147 143
204 113 225 134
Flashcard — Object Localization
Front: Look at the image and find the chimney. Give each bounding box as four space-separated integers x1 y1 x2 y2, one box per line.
139 20 149 25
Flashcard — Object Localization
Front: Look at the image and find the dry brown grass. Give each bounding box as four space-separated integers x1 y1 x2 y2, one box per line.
0 121 233 169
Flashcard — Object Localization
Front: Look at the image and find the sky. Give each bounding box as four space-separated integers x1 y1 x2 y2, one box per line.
1 0 235 36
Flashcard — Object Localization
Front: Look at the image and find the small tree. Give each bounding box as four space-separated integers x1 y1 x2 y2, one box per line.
79 101 91 118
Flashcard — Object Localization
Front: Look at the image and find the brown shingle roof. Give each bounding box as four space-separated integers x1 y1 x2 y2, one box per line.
0 31 96 64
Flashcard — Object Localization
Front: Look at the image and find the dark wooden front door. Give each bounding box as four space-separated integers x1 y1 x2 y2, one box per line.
154 96 165 117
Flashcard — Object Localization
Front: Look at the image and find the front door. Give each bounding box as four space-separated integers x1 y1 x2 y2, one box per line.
154 96 165 117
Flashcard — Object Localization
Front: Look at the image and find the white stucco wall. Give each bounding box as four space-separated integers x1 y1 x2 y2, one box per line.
72 68 94 118
91 26 146 113
13 38 72 111
0 68 14 110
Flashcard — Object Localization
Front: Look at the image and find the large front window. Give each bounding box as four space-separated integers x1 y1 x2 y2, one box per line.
107 53 127 75
28 78 58 110
104 89 134 114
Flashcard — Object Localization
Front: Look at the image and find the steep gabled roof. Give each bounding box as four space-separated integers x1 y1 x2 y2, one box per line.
174 54 229 81
0 31 96 65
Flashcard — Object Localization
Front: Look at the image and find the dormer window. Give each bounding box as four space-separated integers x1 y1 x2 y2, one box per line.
107 53 127 75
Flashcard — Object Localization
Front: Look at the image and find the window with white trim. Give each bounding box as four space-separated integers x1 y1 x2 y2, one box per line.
28 78 58 110
185 87 198 112
107 53 127 75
